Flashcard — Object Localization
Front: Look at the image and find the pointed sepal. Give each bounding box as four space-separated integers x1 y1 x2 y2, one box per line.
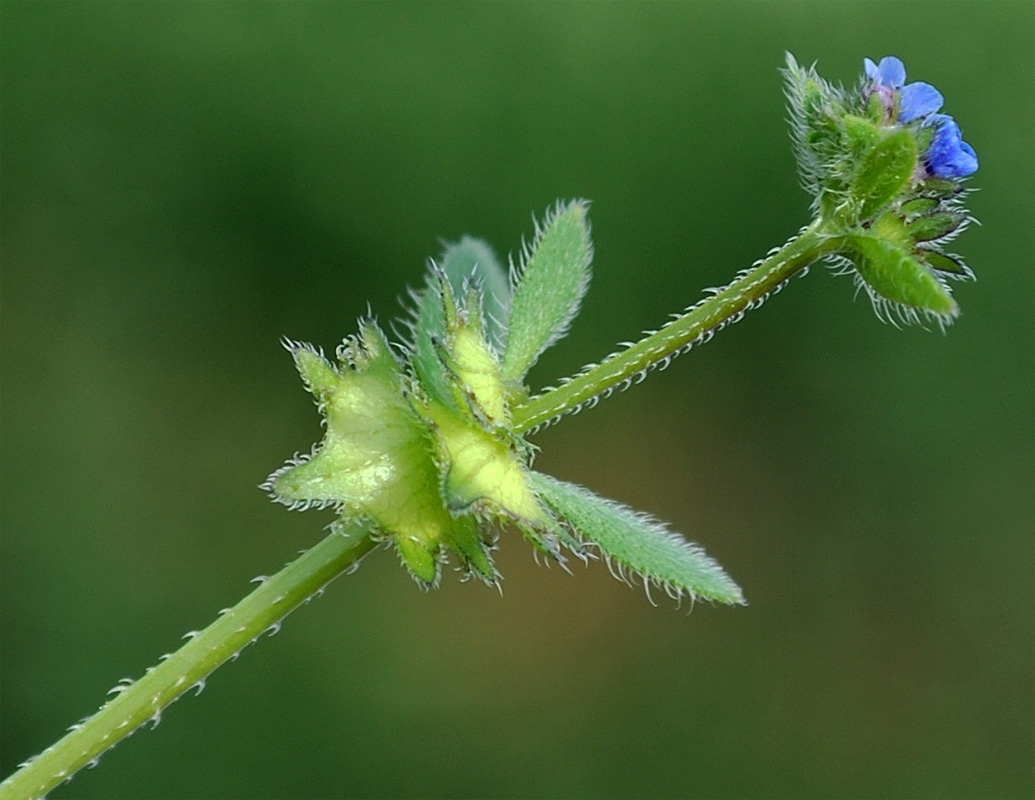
434 282 512 428
411 237 509 404
421 399 546 527
437 236 511 351
905 211 967 243
920 250 973 280
283 340 341 404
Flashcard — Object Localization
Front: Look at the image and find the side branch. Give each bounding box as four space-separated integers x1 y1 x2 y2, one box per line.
511 223 839 434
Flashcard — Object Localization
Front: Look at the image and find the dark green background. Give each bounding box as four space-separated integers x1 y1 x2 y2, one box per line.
2 2 1032 798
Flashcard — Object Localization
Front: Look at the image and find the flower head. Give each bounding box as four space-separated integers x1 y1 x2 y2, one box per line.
785 53 980 326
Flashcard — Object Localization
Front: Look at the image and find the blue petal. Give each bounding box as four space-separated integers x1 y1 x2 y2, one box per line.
900 82 943 122
956 140 978 172
864 58 881 81
925 114 979 178
877 56 906 87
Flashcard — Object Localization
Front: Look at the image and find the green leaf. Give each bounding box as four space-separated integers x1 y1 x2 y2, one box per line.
843 114 881 158
502 201 592 383
529 472 746 605
848 234 957 319
852 128 917 220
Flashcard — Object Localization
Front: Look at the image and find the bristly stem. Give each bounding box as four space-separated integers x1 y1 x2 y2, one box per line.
511 221 842 434
0 524 377 800
2 220 842 800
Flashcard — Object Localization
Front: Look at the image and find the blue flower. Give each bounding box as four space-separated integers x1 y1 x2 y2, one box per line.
864 56 977 179
864 56 944 123
924 113 979 178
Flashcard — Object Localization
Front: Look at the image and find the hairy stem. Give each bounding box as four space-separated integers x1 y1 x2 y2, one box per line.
0 524 377 800
511 221 841 433
3 219 841 799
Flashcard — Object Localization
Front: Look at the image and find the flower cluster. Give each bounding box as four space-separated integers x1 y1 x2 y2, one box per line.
785 54 979 325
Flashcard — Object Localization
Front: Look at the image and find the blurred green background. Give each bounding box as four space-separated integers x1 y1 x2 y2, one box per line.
2 2 1032 798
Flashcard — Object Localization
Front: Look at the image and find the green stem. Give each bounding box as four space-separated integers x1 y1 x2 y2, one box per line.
0 524 377 800
512 221 841 434
3 219 841 800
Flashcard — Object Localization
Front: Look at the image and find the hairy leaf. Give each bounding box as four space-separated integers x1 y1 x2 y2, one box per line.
502 201 592 382
853 128 917 220
529 472 745 605
849 234 957 319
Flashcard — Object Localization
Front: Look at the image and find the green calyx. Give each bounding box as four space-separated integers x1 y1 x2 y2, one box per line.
264 201 744 605
267 325 484 585
265 208 587 586
266 298 545 586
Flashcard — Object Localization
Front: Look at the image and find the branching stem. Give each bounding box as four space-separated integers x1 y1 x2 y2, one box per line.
1 220 842 800
512 221 841 433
